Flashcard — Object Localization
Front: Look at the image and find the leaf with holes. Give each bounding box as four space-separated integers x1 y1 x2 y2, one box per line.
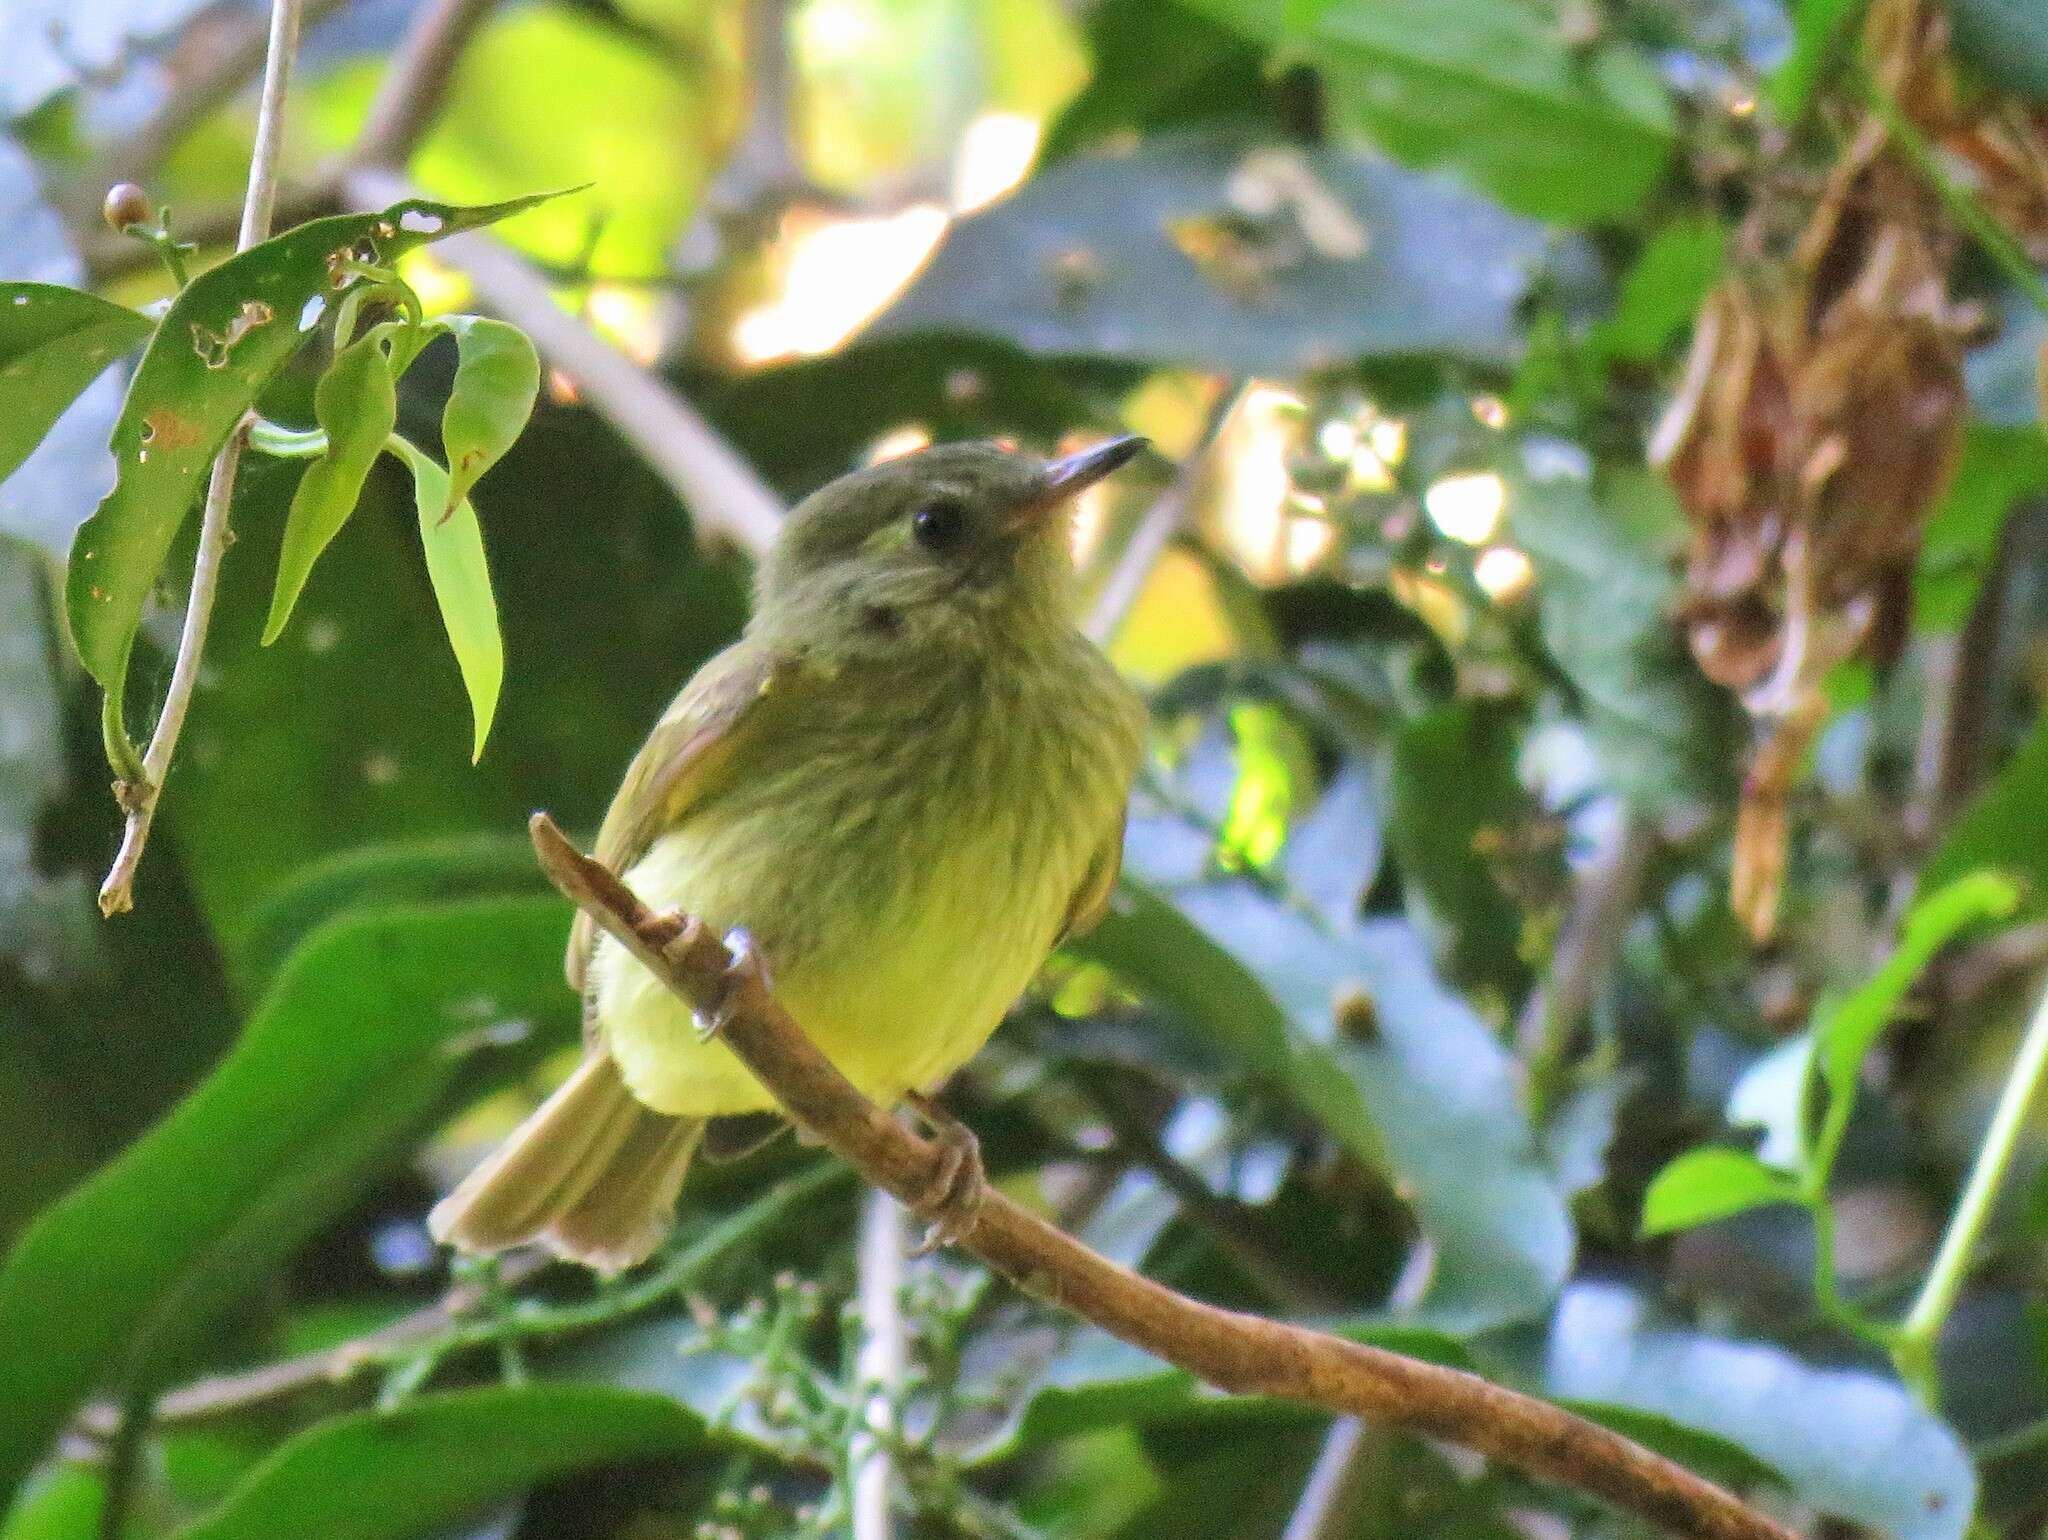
438 316 539 519
64 190 572 764
0 284 150 488
260 329 399 645
387 436 504 762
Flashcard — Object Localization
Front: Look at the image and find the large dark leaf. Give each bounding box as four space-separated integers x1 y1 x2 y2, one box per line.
869 131 1580 373
1276 0 1677 223
1109 842 1573 1331
65 191 569 755
1507 461 1737 810
1951 0 2048 99
173 1387 717 1540
0 895 571 1512
1545 1284 1975 1539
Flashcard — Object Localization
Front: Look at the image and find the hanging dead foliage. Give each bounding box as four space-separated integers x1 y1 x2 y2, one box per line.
1652 0 1984 942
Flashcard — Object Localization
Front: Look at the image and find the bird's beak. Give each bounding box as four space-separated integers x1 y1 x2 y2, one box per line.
1015 434 1149 528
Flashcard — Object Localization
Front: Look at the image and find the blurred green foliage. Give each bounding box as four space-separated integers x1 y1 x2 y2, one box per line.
3 1 2048 1538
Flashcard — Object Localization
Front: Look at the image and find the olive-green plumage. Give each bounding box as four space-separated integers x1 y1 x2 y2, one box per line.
430 437 1149 1272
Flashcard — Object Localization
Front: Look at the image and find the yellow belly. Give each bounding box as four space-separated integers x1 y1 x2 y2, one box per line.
590 790 1097 1118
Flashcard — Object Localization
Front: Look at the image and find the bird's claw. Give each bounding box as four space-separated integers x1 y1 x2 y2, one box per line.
907 1091 986 1255
696 926 770 1043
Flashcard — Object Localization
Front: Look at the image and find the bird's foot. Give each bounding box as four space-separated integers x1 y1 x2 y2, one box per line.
696 927 771 1043
906 1091 986 1256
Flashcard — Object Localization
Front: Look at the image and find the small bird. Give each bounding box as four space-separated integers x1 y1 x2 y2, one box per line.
430 436 1150 1271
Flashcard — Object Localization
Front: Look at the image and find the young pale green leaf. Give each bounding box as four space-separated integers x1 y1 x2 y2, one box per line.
64 189 573 761
438 315 539 519
386 436 504 761
260 331 398 645
1640 1147 1803 1237
1819 871 2020 1101
1279 0 1677 223
0 896 572 1514
174 1387 714 1540
0 285 151 489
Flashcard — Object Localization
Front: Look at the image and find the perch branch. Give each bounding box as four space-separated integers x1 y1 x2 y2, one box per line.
98 0 306 918
528 813 1796 1540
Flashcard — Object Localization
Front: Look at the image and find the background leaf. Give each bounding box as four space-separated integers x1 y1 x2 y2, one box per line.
174 1387 714 1540
0 285 150 489
871 131 1588 372
1278 0 1677 222
1544 1283 1977 1539
0 895 570 1509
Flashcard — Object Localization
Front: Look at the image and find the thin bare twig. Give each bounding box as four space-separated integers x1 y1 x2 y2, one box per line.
851 1190 906 1540
352 0 501 169
74 0 350 207
529 812 1796 1540
1084 385 1236 645
98 0 307 918
1516 814 1659 1116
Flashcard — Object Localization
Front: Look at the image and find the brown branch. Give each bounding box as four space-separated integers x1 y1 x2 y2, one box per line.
71 1253 550 1441
528 812 1797 1540
351 0 501 169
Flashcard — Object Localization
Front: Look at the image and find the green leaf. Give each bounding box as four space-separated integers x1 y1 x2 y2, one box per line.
259 330 398 645
1111 830 1573 1330
1507 464 1738 810
1386 700 1531 991
1916 424 2048 628
438 316 539 518
1597 217 1725 362
870 130 1587 372
1819 871 2019 1101
1951 0 2048 100
1547 1283 1975 1539
64 190 569 759
174 1387 713 1540
386 436 505 762
1920 715 2048 918
0 895 572 1512
0 284 150 490
1640 1147 1804 1236
1074 883 1391 1174
1282 0 1677 223
1770 0 1867 119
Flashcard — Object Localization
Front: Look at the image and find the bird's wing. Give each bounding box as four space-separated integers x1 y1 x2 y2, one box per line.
1055 813 1127 947
566 640 809 993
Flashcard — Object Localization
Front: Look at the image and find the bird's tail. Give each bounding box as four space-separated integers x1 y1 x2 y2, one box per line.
429 1053 703 1275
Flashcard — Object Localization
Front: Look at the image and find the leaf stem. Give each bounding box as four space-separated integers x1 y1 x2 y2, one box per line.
1892 973 2048 1405
97 0 307 918
1854 69 2048 321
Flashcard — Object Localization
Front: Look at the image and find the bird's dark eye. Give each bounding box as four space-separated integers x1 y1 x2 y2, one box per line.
911 498 969 552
